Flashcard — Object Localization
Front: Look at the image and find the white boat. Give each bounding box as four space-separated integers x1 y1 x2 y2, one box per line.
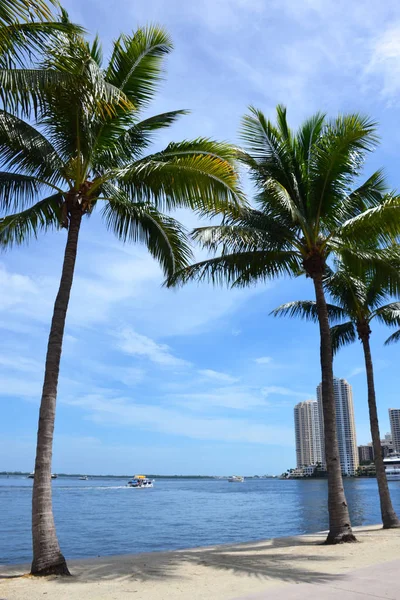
79 475 88 480
384 455 400 481
27 472 57 479
127 475 154 488
228 475 244 482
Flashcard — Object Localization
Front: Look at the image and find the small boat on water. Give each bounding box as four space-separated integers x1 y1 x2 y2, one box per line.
27 472 58 479
127 475 154 488
228 475 244 482
79 475 88 480
384 455 400 481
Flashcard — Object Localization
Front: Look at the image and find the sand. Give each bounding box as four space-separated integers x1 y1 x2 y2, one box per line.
1 525 400 600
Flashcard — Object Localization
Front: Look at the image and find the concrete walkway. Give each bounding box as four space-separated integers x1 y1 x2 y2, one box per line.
235 558 400 599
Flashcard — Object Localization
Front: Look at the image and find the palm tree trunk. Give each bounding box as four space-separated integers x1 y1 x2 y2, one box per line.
31 208 82 576
360 331 400 528
313 272 356 543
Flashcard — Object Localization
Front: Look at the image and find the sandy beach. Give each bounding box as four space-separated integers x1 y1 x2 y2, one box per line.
1 525 400 599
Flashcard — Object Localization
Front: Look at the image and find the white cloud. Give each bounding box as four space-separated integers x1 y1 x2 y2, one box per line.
172 386 267 411
116 327 190 367
366 23 400 100
255 356 273 365
198 369 238 384
0 263 39 311
262 386 311 398
347 366 365 379
63 393 294 446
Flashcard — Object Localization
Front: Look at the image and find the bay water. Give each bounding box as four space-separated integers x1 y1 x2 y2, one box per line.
1 476 400 565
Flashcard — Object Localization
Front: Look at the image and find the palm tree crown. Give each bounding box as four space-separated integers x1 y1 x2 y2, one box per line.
0 25 242 274
168 105 399 288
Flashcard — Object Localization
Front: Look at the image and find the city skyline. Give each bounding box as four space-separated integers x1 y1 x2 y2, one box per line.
293 377 359 475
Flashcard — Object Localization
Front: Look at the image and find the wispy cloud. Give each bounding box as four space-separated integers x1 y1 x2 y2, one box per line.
262 386 311 398
198 369 238 384
116 327 190 367
63 393 294 446
346 367 365 379
255 356 273 365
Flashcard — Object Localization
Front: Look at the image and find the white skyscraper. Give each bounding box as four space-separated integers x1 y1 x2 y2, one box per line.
389 409 400 453
317 377 359 476
294 400 323 468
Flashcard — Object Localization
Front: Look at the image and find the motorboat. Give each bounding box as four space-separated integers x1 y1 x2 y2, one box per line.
384 455 400 481
127 475 154 488
27 472 58 479
79 475 89 480
228 475 244 482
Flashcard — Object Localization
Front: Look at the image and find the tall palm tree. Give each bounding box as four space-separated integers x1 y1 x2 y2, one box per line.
271 263 400 529
167 106 400 543
0 27 243 575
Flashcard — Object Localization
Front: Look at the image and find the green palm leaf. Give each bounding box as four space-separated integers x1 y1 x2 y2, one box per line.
106 26 173 109
0 192 62 246
330 321 357 354
101 192 193 277
270 300 346 323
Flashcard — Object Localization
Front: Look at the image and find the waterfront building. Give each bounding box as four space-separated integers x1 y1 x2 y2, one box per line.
381 432 394 457
317 377 359 475
389 410 400 453
358 444 374 463
294 400 323 468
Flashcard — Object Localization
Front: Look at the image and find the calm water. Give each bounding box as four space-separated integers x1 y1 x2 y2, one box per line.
1 476 400 565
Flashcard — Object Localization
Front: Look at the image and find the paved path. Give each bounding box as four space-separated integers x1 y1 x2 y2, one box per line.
235 558 400 599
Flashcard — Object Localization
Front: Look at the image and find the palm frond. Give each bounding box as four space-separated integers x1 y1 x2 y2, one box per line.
106 26 172 109
0 171 57 211
110 139 243 214
0 110 64 184
330 321 357 354
309 114 378 227
0 192 62 247
0 21 85 68
270 300 346 323
101 192 193 276
373 303 400 327
338 193 400 246
92 110 188 169
384 330 400 346
166 250 301 288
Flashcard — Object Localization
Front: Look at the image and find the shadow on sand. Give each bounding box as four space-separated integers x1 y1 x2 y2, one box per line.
12 534 344 587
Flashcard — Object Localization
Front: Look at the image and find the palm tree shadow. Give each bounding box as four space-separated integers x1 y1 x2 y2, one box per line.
52 537 342 586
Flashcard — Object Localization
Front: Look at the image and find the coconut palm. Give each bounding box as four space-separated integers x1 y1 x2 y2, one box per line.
271 263 400 529
167 105 400 543
0 27 242 575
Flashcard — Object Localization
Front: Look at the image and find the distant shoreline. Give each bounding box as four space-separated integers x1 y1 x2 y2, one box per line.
0 472 276 480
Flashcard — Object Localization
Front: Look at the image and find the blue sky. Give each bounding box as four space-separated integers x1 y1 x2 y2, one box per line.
2 0 400 475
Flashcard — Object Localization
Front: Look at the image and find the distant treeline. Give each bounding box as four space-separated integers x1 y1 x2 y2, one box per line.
0 472 274 479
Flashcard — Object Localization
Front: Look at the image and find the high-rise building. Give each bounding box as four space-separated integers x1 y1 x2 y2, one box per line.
358 444 374 464
317 377 359 475
381 432 394 457
389 410 400 453
294 400 323 468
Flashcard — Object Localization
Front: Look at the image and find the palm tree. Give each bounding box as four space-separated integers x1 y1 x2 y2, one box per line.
0 27 243 575
167 105 400 543
271 263 400 529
